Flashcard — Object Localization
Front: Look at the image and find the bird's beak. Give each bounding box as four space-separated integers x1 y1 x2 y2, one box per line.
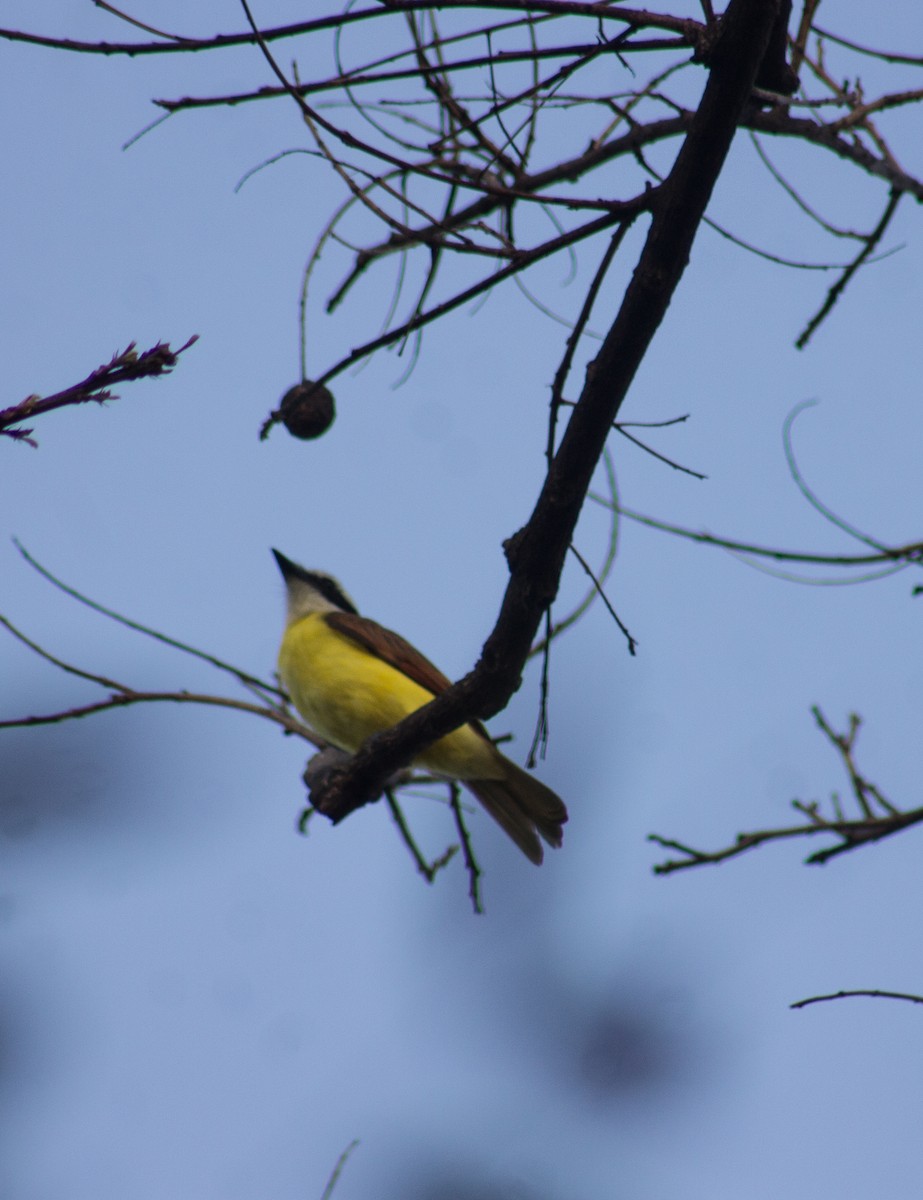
271 548 299 580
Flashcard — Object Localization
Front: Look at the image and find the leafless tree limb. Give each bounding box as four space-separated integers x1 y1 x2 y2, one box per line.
791 990 923 1010
0 337 197 446
810 27 923 68
796 187 902 348
319 1139 361 1200
260 206 643 439
650 707 923 875
305 0 788 823
385 789 460 885
589 397 923 585
0 4 701 58
11 538 283 702
0 612 310 739
448 783 484 914
605 505 923 575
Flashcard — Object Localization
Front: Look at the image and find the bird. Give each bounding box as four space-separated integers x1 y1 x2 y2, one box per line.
272 549 567 864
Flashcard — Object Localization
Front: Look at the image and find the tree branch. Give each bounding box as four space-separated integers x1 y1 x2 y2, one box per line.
0 337 197 446
791 990 923 1010
650 708 922 874
306 0 785 823
0 4 700 57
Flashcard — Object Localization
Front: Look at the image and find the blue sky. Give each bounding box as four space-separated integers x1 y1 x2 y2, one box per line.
2 4 923 1197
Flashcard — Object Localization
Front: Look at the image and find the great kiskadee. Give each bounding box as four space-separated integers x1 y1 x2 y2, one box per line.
273 549 567 864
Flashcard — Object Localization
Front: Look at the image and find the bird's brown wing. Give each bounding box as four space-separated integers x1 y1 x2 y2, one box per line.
327 612 568 865
325 612 454 698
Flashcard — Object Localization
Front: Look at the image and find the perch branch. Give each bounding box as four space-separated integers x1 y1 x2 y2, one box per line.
305 0 786 823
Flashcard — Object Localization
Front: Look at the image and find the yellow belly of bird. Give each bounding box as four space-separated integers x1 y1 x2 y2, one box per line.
278 614 502 780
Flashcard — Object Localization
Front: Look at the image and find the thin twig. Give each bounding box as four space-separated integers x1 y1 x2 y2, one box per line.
812 26 923 67
602 505 923 571
0 613 311 739
567 544 637 656
320 1140 361 1200
546 226 629 465
526 227 630 762
782 402 897 555
93 1 185 42
796 188 902 348
612 422 707 478
385 788 459 882
12 541 284 702
650 708 923 874
791 990 923 1010
448 783 483 914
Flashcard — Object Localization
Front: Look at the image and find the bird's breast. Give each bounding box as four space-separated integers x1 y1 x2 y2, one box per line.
277 613 499 779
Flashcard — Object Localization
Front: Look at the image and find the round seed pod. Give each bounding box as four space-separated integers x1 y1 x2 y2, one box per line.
279 380 335 440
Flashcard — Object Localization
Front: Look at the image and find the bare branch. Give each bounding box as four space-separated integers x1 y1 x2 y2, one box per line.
0 337 197 445
304 0 788 822
528 448 621 766
791 990 923 1010
782 402 898 556
0 612 311 739
12 541 284 701
811 26 923 69
261 207 643 438
604 505 923 573
448 783 484 915
529 450 622 659
385 788 459 883
589 399 923 584
612 422 707 479
94 1 186 42
0 3 698 59
154 35 687 113
650 708 923 875
567 543 637 656
746 108 923 202
320 118 687 307
320 1140 361 1200
796 188 902 348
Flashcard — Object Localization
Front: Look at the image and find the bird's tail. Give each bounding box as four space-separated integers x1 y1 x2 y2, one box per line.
466 759 567 865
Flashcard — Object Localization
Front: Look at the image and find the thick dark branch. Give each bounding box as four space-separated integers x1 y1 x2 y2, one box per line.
307 0 784 822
